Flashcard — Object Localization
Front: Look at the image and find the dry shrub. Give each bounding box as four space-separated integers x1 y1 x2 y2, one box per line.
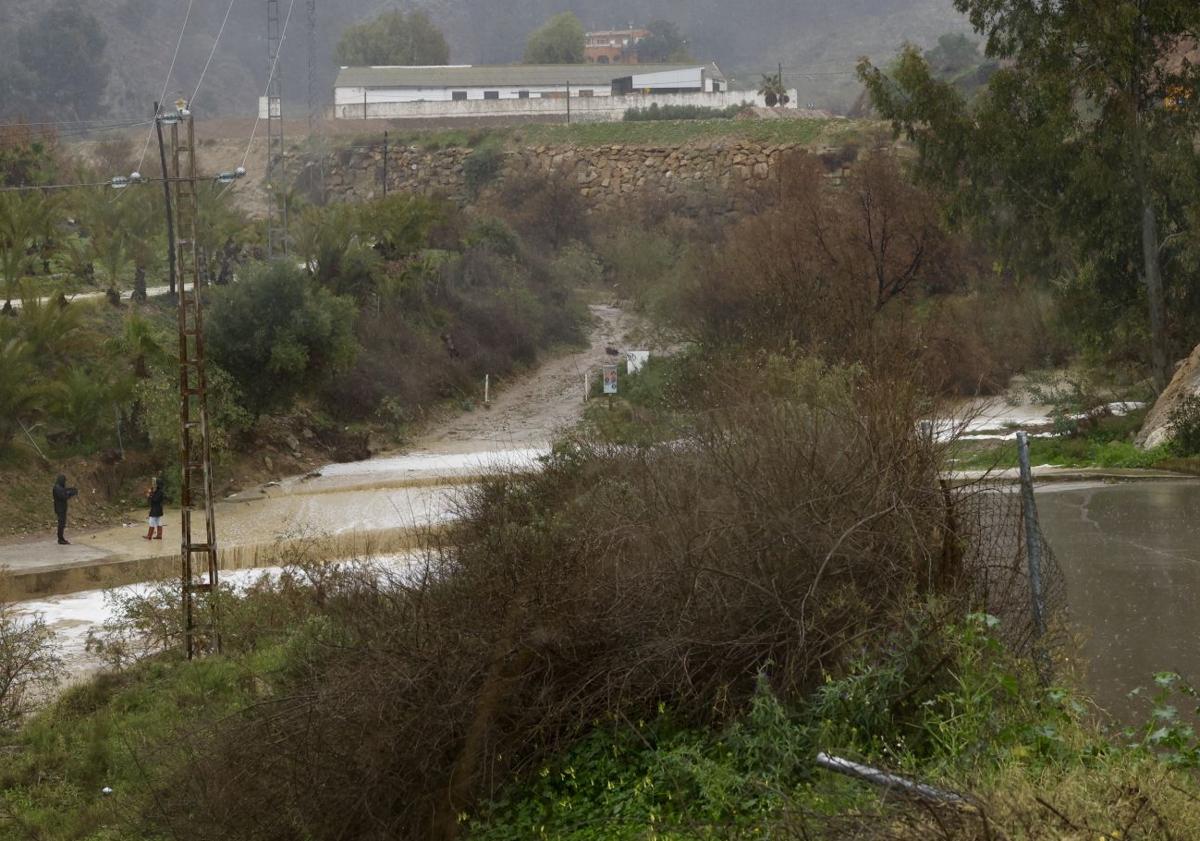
85 542 376 670
144 361 962 841
0 598 63 730
326 239 585 422
916 284 1070 395
681 152 1049 395
495 169 590 250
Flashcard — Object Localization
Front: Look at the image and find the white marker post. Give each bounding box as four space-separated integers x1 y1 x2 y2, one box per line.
484 374 490 406
583 370 590 402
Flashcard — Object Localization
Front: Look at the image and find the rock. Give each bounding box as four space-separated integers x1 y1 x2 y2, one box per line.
1137 344 1200 449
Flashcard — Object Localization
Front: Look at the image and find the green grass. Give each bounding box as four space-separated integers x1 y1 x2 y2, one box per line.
467 614 1200 840
0 648 280 840
582 355 698 446
314 118 851 155
954 437 1169 471
953 409 1173 471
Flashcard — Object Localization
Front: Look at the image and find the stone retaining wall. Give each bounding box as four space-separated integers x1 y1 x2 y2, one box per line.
306 139 836 215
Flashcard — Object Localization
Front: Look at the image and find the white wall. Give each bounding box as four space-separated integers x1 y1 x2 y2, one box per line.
335 84 615 105
331 89 800 122
630 67 703 91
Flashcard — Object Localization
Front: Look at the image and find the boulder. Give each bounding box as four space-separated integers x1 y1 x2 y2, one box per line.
1136 343 1200 449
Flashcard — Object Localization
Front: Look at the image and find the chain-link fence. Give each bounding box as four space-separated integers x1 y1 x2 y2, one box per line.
948 479 1067 657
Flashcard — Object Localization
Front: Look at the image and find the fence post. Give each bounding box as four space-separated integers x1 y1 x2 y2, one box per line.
1016 431 1047 640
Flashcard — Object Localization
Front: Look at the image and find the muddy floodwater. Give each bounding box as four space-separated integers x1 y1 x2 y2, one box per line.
1037 479 1200 718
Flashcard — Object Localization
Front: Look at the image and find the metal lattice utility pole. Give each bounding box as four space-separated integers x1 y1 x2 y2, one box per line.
166 104 222 660
267 0 288 258
307 0 318 133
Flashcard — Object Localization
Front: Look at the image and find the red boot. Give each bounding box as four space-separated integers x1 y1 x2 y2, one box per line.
154 526 163 540
143 527 154 540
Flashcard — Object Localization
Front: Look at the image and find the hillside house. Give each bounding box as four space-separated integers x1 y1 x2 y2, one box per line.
584 28 650 64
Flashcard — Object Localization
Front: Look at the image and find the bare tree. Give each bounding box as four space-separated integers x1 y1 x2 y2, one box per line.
0 599 64 730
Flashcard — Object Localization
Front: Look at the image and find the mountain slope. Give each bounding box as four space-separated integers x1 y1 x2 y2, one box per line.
0 0 970 121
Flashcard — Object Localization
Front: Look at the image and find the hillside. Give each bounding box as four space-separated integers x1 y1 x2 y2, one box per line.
0 0 970 120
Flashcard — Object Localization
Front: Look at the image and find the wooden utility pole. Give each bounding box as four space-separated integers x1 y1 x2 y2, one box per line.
167 105 222 659
154 102 178 297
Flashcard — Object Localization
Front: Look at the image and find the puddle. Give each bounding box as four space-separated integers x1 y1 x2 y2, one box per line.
1037 479 1200 720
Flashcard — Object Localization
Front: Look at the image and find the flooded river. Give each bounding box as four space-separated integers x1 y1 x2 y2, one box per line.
1038 479 1200 718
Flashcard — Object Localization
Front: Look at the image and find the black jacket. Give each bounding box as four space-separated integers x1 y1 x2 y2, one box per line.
52 475 78 516
148 481 166 518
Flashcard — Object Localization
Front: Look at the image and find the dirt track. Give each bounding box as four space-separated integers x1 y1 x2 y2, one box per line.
0 304 643 598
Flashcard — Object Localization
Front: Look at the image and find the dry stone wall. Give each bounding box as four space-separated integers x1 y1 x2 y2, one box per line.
309 140 821 215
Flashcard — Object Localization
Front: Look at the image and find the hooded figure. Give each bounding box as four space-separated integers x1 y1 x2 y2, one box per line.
52 475 78 545
145 477 167 541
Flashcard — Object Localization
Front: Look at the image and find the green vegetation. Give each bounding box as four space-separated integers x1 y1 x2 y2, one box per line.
859 0 1200 392
0 0 109 119
3 1 1197 831
955 437 1167 472
206 262 358 417
520 117 836 147
757 72 790 107
326 117 846 155
0 132 590 533
523 12 586 64
922 32 997 95
463 141 505 196
636 19 692 64
334 9 450 67
623 103 745 122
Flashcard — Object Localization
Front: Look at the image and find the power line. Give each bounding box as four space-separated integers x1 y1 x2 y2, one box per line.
138 0 198 172
46 120 156 140
0 116 151 129
234 0 297 172
191 0 240 105
0 179 129 193
0 174 229 194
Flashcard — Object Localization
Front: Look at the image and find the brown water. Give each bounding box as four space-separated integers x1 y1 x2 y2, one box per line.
1037 480 1200 718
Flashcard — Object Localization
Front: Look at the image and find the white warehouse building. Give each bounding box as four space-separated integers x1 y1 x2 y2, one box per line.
328 63 780 123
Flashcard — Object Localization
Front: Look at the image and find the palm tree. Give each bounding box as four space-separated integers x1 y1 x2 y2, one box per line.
16 293 82 372
0 336 43 448
196 183 250 286
758 72 789 108
122 191 164 301
106 312 169 378
0 192 51 309
78 189 132 297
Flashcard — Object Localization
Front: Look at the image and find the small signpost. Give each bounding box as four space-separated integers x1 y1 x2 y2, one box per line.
602 366 619 395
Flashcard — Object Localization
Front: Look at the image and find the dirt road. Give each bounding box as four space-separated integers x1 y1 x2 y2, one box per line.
0 304 641 598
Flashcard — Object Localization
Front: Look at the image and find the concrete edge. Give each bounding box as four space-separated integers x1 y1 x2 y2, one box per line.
1 525 443 601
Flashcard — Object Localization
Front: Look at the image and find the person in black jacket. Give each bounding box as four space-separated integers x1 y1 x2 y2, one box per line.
144 477 166 541
52 475 78 545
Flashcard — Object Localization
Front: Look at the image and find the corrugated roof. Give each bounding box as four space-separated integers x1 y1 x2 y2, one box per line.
335 63 724 89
